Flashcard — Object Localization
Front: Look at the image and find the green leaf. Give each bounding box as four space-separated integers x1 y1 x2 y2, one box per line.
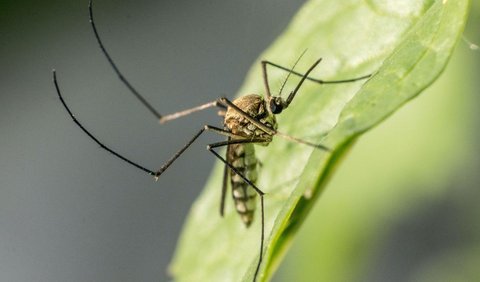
169 0 470 281
277 2 480 281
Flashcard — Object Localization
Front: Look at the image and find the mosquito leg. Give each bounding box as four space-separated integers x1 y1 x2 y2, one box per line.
257 196 265 281
208 138 270 149
217 134 266 217
275 130 330 151
89 0 227 124
217 136 270 217
159 97 228 124
54 73 245 179
151 126 247 178
88 0 163 119
53 70 157 176
215 138 270 217
207 144 265 281
220 138 230 217
261 58 274 100
262 60 371 85
158 101 221 124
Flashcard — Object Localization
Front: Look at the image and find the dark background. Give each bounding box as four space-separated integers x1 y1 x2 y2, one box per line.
0 0 306 281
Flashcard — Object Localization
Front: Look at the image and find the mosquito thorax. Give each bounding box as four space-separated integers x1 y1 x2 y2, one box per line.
224 94 277 139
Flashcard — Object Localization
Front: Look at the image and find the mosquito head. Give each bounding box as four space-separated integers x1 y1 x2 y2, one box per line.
268 96 287 115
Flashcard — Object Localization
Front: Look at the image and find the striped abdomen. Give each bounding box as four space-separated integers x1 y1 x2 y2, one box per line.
228 143 258 227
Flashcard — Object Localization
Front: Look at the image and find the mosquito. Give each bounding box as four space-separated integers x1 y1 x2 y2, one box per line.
52 1 371 280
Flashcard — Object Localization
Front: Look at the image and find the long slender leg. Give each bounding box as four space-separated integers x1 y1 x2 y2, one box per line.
152 127 205 178
89 0 227 124
257 196 265 281
262 60 371 85
53 70 157 176
275 130 330 151
261 58 273 100
54 72 248 179
212 136 325 279
134 125 252 179
202 125 242 139
217 135 271 217
219 138 230 217
159 101 225 124
208 138 270 149
89 0 161 119
207 144 265 281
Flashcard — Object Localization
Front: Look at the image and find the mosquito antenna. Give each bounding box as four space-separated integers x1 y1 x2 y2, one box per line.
277 49 308 98
284 58 322 107
88 0 162 120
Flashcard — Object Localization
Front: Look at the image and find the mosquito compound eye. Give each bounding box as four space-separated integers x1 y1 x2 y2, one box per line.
269 99 283 114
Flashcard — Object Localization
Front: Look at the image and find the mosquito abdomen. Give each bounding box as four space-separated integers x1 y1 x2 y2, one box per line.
228 143 258 227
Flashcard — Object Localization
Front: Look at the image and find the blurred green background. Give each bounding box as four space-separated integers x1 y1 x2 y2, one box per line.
275 2 480 281
0 1 479 282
